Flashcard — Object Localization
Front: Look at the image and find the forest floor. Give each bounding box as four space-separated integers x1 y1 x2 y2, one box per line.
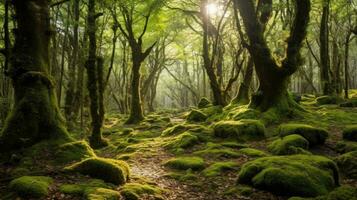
0 93 357 200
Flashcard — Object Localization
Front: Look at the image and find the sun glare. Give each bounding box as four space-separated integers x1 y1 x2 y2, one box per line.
206 3 218 16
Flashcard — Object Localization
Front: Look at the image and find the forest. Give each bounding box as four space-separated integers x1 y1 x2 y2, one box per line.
0 0 357 199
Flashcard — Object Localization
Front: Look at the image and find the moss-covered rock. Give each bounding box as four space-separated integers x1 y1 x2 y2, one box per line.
268 134 310 155
335 151 357 179
288 185 357 200
85 188 121 200
165 132 199 150
237 155 339 197
279 124 328 146
213 120 266 141
162 124 200 137
316 96 343 105
55 141 96 163
164 156 205 171
65 157 130 185
339 98 357 108
9 176 53 198
334 141 357 153
187 110 207 122
202 162 239 177
120 183 162 200
342 125 357 142
228 107 260 121
238 148 268 157
198 97 212 108
60 179 111 196
194 147 241 158
224 185 254 197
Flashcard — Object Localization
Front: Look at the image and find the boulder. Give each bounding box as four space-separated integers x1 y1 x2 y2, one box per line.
214 120 266 141
268 134 310 155
279 124 328 146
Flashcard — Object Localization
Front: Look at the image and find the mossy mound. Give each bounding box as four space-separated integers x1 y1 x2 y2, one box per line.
228 107 260 121
340 98 357 108
288 185 357 200
9 176 53 198
202 162 239 177
55 141 96 163
65 157 130 185
165 132 199 151
335 151 357 179
279 124 328 146
164 156 205 171
198 97 212 108
120 183 163 200
187 109 208 122
237 155 339 197
238 148 268 157
85 188 121 200
213 120 266 141
268 134 310 155
60 179 111 196
316 96 343 105
334 141 357 153
342 125 357 142
194 143 242 158
162 124 201 137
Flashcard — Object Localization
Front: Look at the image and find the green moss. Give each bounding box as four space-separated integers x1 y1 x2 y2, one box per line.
342 125 357 142
194 147 241 158
213 120 266 141
60 184 85 195
238 148 268 157
65 157 130 185
164 156 205 171
120 183 162 200
228 107 260 121
85 188 121 200
279 124 328 146
316 96 343 105
165 132 199 151
224 185 254 197
335 141 357 153
201 105 223 116
268 134 310 155
55 141 96 163
9 168 31 177
237 155 339 197
335 151 357 179
202 162 239 177
220 142 249 149
162 124 192 136
198 97 212 108
9 176 53 198
187 109 207 122
164 170 199 182
288 185 357 200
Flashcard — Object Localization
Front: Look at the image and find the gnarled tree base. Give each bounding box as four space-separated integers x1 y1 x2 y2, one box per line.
0 72 71 151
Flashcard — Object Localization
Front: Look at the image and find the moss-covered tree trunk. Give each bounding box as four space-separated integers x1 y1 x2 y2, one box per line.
232 57 254 105
0 0 71 151
234 0 310 112
86 0 108 148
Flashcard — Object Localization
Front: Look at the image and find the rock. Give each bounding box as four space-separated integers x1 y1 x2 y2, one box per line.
198 97 212 108
237 155 339 197
120 183 163 200
187 110 207 122
238 148 268 157
65 157 130 185
164 156 205 171
165 132 199 150
342 125 357 142
279 124 328 146
316 95 343 105
268 134 310 155
213 120 266 141
335 151 357 179
10 176 53 198
55 141 96 163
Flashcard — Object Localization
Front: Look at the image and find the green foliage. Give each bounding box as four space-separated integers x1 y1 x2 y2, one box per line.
164 156 205 171
9 176 53 198
202 162 239 177
120 183 163 200
335 151 357 179
268 134 310 155
65 157 130 185
55 141 96 163
237 155 339 197
279 124 328 146
213 120 266 141
342 125 357 141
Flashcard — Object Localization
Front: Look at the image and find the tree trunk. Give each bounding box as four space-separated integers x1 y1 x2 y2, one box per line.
234 0 310 112
126 58 144 124
344 32 352 99
232 57 254 105
86 0 108 148
0 0 71 151
320 0 333 95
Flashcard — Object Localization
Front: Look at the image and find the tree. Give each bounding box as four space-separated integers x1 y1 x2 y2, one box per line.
0 0 71 151
111 0 162 124
233 0 311 112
